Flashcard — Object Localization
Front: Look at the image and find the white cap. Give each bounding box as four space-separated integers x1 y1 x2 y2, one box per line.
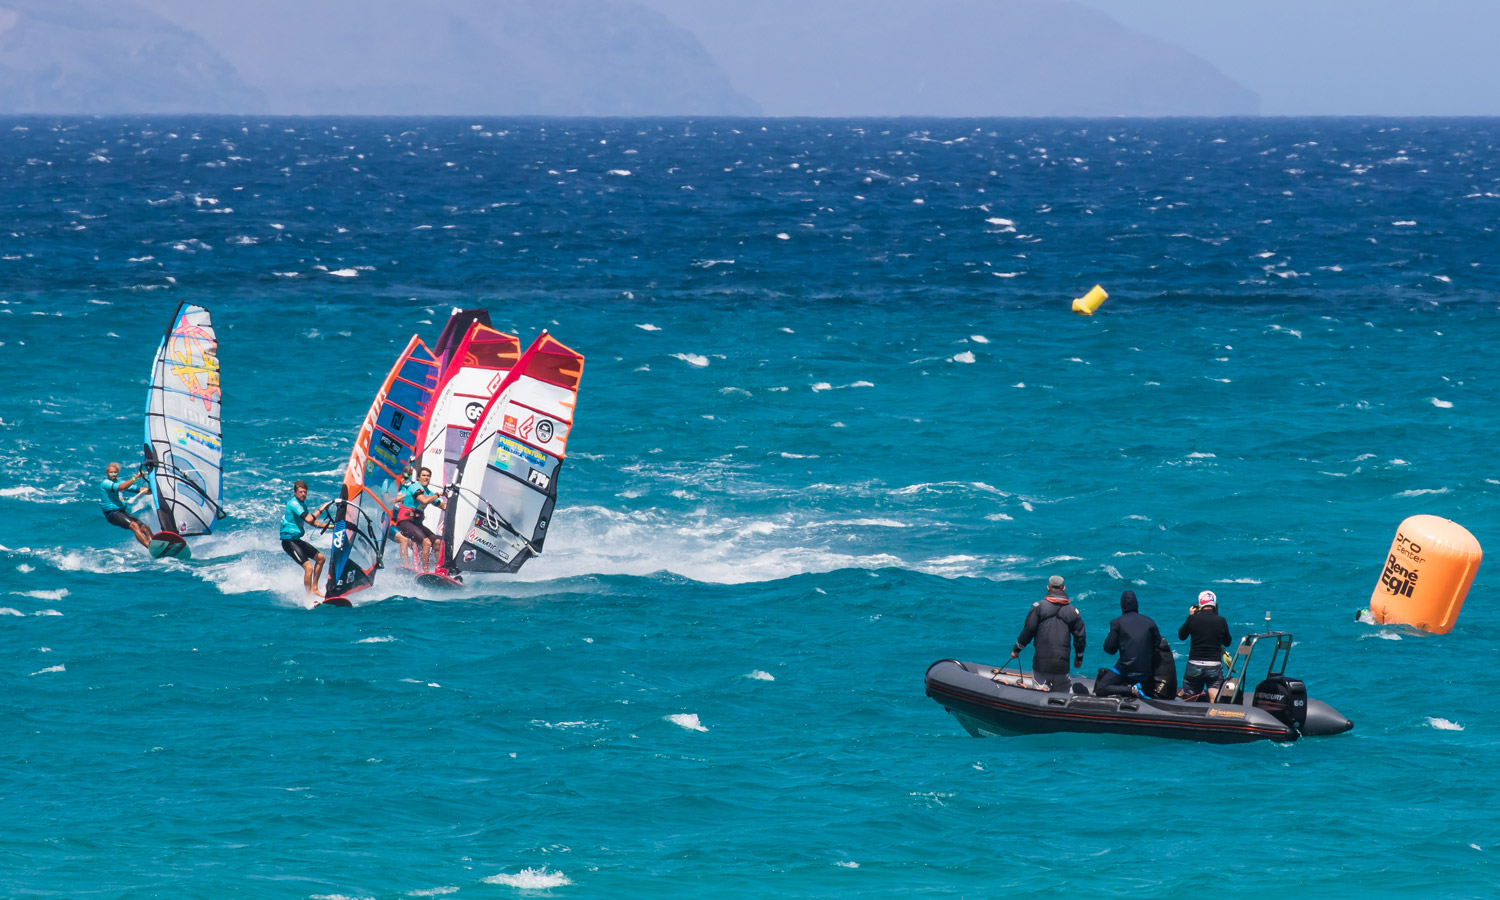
1197 590 1218 607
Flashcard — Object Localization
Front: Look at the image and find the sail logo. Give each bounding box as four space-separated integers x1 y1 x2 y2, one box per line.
465 401 484 423
535 419 554 443
1381 554 1419 597
494 436 548 469
488 372 504 393
501 414 518 436
519 415 535 440
528 469 550 490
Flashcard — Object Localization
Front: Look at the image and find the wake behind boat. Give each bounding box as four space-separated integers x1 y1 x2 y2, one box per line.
926 631 1353 744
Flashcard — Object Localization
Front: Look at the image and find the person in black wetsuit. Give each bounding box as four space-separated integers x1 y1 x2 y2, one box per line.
1096 590 1160 697
1009 575 1086 691
1179 590 1233 700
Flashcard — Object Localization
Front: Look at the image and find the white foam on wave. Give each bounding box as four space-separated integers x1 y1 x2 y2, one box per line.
34 609 62 616
358 636 395 644
668 713 708 732
635 323 660 331
1397 488 1449 497
952 351 976 364
607 168 631 176
1431 398 1453 408
0 608 22 616
835 861 860 868
970 334 990 343
776 232 790 240
328 268 358 278
483 868 572 889
1186 452 1216 459
810 518 910 528
672 353 709 368
1427 717 1463 731
746 670 775 681
30 665 65 675
16 589 68 600
1215 578 1263 584
406 888 459 897
0 485 39 498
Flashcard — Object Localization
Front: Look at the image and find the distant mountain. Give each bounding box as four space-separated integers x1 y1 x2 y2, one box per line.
0 0 265 114
637 0 1260 116
134 0 760 116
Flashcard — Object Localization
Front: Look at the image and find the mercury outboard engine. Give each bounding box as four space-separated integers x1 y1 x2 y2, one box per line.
1252 676 1308 732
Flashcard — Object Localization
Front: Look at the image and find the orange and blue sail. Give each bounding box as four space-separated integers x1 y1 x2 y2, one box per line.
325 335 440 600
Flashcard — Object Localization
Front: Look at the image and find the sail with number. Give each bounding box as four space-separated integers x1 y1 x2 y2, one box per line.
324 335 440 600
444 331 584 575
412 316 522 539
144 302 224 541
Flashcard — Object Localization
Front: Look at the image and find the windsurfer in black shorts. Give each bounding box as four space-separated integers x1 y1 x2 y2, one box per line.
281 480 332 596
100 461 153 548
395 467 446 572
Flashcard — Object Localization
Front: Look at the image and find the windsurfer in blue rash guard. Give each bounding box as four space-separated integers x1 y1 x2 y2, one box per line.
395 467 446 572
281 480 332 596
100 461 152 548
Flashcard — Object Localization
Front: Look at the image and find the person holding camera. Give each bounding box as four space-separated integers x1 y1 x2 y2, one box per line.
1178 590 1232 700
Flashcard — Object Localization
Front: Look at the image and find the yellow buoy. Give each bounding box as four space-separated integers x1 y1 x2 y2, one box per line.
1367 515 1482 634
1071 284 1107 316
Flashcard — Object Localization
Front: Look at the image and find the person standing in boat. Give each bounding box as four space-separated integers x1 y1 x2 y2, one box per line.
1096 590 1160 697
1009 575 1086 691
1179 590 1232 700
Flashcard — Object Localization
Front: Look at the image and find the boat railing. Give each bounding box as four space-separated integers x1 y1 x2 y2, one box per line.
1218 631 1294 705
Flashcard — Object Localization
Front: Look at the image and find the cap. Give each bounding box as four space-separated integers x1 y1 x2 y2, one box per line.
1048 575 1065 589
1197 590 1218 607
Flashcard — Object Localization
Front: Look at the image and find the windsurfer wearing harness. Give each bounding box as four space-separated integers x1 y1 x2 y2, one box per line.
281 480 331 597
100 461 152 548
395 466 446 572
1009 575 1086 691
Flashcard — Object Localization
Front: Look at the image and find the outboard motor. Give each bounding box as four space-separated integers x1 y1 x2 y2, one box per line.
1252 676 1308 732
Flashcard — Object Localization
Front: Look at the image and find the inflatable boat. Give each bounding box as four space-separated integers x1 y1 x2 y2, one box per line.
926 631 1352 744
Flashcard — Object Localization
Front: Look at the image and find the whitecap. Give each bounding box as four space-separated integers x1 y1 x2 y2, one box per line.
1431 398 1453 408
811 382 832 392
952 351 976 364
635 323 661 331
672 353 709 368
1186 452 1216 459
33 609 62 616
970 334 990 343
407 889 460 897
357 636 395 644
328 268 358 278
0 486 38 498
1427 717 1463 731
607 169 631 176
776 233 790 240
667 713 708 732
1397 488 1449 497
1393 220 1417 227
17 589 67 600
30 665 65 675
835 861 860 868
746 670 775 681
483 869 572 889
0 608 22 616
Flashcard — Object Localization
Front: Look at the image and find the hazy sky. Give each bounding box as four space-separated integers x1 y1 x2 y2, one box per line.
1061 0 1500 115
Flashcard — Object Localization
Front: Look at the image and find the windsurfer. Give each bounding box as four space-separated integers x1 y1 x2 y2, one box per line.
100 461 153 548
281 480 332 596
395 466 446 572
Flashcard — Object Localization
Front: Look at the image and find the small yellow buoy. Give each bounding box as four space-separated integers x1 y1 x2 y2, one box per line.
1071 284 1108 316
1367 514 1482 634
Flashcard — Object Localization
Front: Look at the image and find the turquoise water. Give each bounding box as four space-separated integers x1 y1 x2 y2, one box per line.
3 118 1500 898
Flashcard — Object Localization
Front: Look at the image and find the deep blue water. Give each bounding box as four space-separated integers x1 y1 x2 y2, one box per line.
3 117 1500 898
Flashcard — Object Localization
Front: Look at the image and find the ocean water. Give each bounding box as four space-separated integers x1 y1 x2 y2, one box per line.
3 116 1500 898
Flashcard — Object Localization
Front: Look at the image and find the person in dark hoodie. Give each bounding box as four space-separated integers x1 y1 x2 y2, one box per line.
1095 590 1160 697
1179 590 1233 700
1009 575 1086 691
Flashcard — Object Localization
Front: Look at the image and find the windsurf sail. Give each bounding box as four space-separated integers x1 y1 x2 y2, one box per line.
144 302 224 537
445 331 584 574
325 335 440 599
430 308 495 372
412 318 522 540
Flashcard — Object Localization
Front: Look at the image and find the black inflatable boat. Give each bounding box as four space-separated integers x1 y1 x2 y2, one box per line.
926 631 1352 744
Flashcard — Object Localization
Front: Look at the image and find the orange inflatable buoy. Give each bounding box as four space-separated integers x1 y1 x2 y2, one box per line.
1368 515 1482 634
